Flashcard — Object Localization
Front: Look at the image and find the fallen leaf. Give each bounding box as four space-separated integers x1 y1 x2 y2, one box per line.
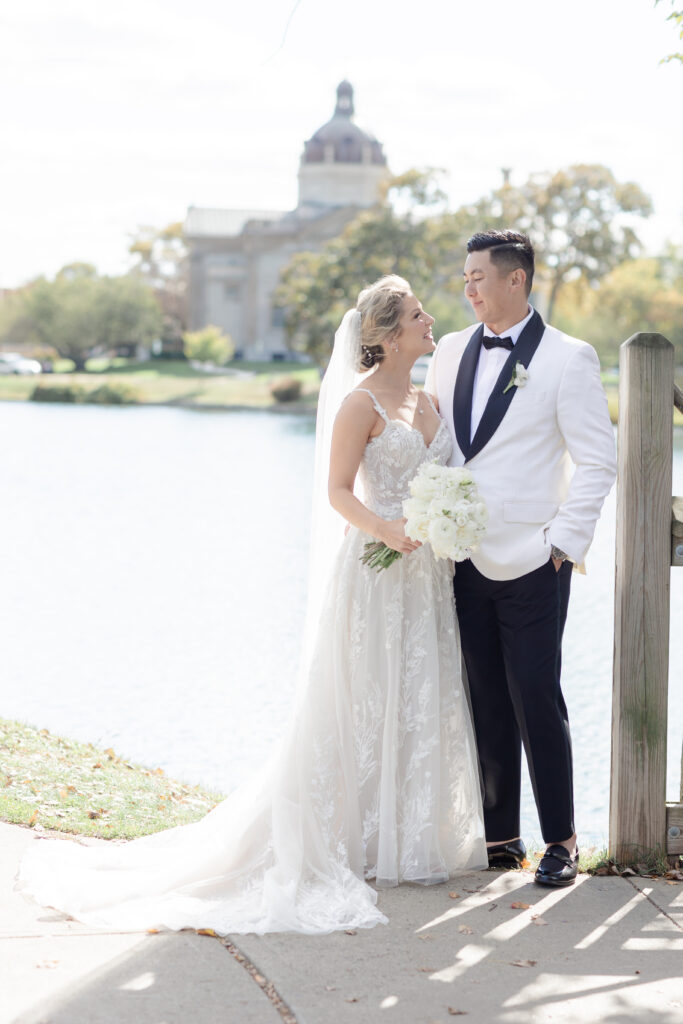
346 997 358 1003
665 880 679 886
104 748 116 760
458 924 473 935
147 928 160 934
511 959 537 968
417 967 437 973
87 810 101 820
448 1011 467 1017
531 916 548 926
325 985 337 991
28 810 39 826
344 929 357 935
448 891 460 899
520 859 532 869
92 762 103 769
253 974 265 984
635 970 641 975
36 960 59 969
664 870 683 880
197 928 217 937
510 901 531 910
621 867 636 876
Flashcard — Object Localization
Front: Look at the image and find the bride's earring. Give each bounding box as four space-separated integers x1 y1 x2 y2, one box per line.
390 340 399 353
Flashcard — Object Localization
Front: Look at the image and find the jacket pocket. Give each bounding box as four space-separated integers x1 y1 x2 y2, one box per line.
503 501 558 524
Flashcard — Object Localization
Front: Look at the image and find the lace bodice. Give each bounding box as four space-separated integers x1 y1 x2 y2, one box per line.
356 389 452 519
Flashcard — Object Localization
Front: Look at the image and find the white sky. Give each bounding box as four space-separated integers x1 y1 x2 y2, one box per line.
1 0 681 287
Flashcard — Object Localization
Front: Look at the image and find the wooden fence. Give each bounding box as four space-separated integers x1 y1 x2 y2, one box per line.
610 332 682 864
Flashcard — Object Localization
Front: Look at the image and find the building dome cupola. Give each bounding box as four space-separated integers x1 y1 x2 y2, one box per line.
301 81 387 168
335 79 354 117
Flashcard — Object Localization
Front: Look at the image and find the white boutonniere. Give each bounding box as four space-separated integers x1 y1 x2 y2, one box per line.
503 361 529 395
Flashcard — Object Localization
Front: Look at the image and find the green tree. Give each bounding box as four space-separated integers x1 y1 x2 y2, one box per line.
276 170 472 367
17 265 162 370
183 324 234 366
128 222 188 346
656 0 683 63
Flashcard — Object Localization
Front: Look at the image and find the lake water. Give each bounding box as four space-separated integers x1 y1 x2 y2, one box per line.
1 402 681 848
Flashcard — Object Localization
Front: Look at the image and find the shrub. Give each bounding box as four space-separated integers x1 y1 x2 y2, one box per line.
84 382 138 405
30 383 85 403
270 376 302 403
183 325 235 366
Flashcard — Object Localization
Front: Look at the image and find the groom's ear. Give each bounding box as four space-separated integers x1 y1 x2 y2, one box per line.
508 267 527 293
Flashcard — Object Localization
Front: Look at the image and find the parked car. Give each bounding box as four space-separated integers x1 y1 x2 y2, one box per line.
0 352 42 375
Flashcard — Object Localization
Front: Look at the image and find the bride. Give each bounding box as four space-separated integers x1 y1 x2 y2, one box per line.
18 275 486 935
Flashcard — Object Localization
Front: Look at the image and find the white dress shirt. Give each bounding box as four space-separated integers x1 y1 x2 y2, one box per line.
470 306 534 440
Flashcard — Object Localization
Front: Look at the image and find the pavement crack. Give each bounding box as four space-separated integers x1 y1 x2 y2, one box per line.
625 877 683 932
220 937 298 1023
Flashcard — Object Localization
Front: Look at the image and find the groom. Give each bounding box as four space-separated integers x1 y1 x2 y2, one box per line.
425 230 616 886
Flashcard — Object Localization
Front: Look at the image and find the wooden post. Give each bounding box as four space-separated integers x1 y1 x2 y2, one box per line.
610 333 674 863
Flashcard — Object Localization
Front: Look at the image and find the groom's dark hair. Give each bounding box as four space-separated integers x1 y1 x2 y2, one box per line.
466 230 534 296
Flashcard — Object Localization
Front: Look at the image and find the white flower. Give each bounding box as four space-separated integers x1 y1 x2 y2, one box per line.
427 516 460 559
503 361 529 395
398 462 489 564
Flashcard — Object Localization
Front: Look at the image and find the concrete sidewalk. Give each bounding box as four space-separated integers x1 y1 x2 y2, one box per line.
3 822 682 1024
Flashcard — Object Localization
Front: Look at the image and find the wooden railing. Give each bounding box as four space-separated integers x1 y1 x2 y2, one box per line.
609 333 682 864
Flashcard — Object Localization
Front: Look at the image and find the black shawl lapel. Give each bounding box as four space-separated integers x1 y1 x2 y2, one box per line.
467 310 546 461
452 324 484 461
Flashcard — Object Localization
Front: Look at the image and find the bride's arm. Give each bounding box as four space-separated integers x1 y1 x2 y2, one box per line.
328 394 420 554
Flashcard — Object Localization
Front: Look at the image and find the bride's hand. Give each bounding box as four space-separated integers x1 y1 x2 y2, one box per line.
378 518 422 554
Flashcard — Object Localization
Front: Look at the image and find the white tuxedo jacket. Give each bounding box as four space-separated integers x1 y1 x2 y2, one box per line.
425 313 617 581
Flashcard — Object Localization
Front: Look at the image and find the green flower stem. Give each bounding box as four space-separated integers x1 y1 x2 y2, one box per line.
360 541 403 572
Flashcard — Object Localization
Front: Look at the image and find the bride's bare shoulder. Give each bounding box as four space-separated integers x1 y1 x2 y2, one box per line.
335 388 379 426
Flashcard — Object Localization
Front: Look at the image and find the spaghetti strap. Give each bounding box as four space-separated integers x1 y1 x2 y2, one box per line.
422 390 439 415
354 388 390 424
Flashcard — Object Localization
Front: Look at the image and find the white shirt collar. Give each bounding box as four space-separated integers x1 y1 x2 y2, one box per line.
483 305 534 345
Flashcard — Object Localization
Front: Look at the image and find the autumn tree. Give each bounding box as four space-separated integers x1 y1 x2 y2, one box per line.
555 257 683 365
656 0 683 63
128 221 188 349
461 164 653 320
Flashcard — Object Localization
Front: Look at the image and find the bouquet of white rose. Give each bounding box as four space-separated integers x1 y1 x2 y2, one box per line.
360 462 489 572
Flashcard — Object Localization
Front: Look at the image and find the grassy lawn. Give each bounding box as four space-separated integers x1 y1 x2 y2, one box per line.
0 718 224 840
1 359 681 426
2 717 679 875
0 358 321 409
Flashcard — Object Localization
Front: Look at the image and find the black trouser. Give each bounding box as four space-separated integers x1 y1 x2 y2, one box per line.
453 556 574 844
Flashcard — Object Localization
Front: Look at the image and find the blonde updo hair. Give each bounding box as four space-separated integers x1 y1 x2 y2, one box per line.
355 275 412 370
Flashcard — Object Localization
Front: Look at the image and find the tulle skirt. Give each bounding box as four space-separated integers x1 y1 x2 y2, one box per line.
17 529 485 935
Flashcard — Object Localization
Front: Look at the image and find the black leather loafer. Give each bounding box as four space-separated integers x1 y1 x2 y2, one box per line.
487 838 527 868
534 844 579 887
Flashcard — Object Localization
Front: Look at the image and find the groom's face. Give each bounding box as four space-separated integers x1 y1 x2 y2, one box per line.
463 248 517 329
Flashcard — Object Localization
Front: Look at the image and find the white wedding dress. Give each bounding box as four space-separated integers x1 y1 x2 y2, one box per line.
18 389 486 935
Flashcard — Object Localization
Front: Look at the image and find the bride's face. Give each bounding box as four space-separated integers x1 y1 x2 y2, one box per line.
394 295 435 357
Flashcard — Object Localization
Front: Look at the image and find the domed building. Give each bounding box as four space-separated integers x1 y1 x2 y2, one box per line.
184 82 389 359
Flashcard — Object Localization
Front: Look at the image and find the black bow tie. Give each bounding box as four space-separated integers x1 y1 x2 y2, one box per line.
483 335 514 352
